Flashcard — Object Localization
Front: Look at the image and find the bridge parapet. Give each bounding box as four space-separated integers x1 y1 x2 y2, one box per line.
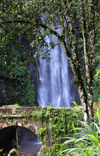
0 106 42 116
0 106 45 134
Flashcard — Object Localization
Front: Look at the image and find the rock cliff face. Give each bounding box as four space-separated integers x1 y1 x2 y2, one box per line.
29 56 38 106
0 80 9 106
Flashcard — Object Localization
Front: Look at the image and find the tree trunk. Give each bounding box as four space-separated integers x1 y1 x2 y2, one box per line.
86 0 95 117
79 0 95 117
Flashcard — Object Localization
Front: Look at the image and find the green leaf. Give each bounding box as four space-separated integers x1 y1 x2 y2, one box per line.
88 134 99 144
2 37 5 41
97 109 100 125
50 14 53 18
81 121 97 137
63 137 76 145
72 101 78 107
72 122 76 132
7 66 11 69
45 30 49 35
75 135 87 143
68 4 70 8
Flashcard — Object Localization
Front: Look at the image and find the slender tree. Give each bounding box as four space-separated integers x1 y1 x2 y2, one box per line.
79 0 95 117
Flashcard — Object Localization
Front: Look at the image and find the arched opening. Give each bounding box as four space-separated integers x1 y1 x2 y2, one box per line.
0 126 42 156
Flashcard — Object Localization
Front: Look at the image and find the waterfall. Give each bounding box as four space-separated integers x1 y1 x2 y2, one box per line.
37 33 81 107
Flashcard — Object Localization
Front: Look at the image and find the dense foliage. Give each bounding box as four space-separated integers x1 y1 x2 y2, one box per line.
34 106 83 156
59 109 100 156
0 45 36 106
33 106 100 156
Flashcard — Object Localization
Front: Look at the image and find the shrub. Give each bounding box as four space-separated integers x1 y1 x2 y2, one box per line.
60 109 100 156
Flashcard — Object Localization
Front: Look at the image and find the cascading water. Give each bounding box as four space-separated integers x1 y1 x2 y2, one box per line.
37 33 81 107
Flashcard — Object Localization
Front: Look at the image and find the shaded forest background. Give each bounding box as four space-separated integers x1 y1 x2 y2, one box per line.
0 30 100 107
0 34 37 106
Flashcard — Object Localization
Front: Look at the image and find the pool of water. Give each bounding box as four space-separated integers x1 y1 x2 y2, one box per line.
18 141 42 155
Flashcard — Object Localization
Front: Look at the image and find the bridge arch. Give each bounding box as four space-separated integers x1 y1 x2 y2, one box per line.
0 107 53 155
0 121 42 155
0 119 40 134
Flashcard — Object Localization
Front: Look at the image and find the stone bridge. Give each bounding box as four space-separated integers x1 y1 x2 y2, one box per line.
0 106 44 133
0 106 50 156
0 105 85 156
